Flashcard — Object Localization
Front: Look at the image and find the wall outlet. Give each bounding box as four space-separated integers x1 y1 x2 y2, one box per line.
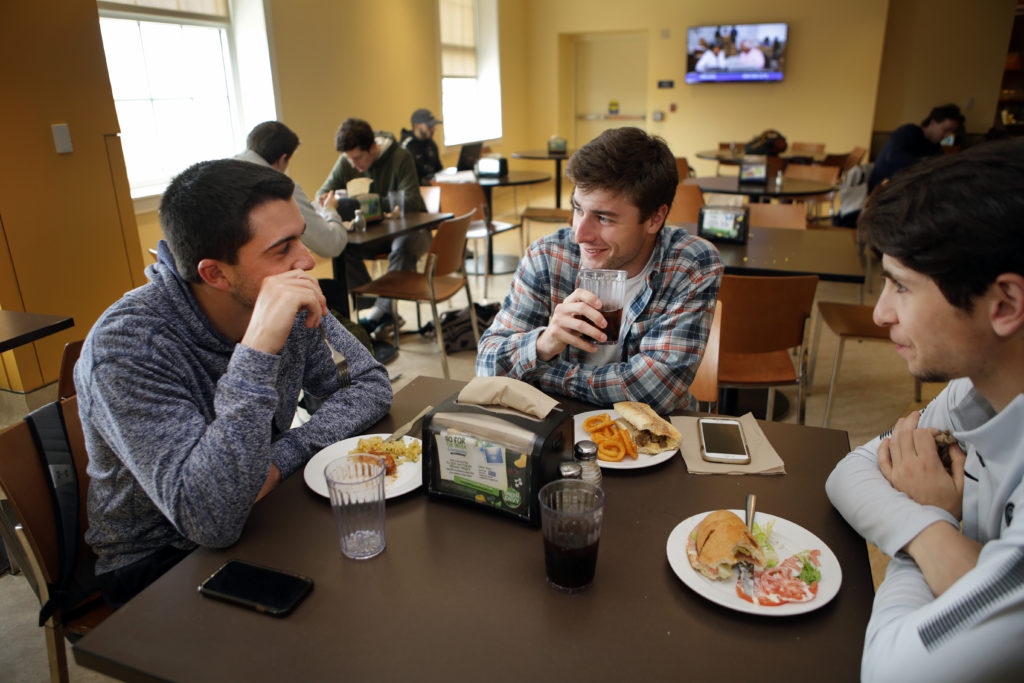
51 123 73 154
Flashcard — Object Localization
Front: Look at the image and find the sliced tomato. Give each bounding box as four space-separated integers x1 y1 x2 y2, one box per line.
736 549 821 606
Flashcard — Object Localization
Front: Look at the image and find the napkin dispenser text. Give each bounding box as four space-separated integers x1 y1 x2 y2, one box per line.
421 394 573 526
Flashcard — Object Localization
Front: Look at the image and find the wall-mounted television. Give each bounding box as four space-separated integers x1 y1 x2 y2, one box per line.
685 23 788 84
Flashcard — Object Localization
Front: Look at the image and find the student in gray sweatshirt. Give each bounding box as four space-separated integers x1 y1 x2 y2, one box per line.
76 159 392 605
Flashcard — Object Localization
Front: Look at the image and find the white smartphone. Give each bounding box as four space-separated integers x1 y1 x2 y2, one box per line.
698 418 751 464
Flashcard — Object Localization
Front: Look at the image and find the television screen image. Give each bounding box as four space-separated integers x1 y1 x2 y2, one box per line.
685 23 788 84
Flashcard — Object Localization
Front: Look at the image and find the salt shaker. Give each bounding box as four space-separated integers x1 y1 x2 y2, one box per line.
775 169 784 188
351 209 367 233
559 461 583 480
573 440 602 488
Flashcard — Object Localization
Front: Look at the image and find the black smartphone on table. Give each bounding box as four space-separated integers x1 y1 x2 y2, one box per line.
198 560 313 617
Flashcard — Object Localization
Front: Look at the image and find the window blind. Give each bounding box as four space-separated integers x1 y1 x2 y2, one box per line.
439 0 477 78
97 0 229 21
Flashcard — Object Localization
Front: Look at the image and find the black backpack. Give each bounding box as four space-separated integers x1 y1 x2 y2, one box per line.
744 129 788 156
420 302 500 353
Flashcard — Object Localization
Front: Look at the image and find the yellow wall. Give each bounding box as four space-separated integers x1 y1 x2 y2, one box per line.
520 0 890 176
873 0 1016 132
0 0 144 391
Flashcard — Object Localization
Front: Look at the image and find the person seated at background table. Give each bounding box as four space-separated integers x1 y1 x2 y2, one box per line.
868 103 963 193
694 42 726 72
825 139 1024 681
76 159 393 606
476 127 722 414
236 121 348 259
400 108 444 186
318 118 427 338
733 40 765 69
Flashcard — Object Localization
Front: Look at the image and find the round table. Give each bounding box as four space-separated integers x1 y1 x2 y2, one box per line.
511 150 574 208
685 176 834 200
696 149 827 165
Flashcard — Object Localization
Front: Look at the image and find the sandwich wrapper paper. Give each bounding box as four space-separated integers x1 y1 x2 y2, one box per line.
671 413 786 475
345 177 373 196
457 376 558 420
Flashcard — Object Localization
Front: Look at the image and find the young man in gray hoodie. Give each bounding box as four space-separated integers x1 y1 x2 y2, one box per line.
76 159 392 605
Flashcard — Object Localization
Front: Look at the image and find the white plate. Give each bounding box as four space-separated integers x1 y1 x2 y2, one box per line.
303 434 423 500
665 509 843 616
573 409 678 470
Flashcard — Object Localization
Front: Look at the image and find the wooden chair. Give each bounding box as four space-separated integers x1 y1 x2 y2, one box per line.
689 300 722 412
717 275 819 424
352 211 480 379
675 156 694 180
438 182 521 298
783 163 840 220
519 207 572 249
748 202 807 229
420 185 441 213
665 183 704 226
789 141 825 156
0 342 114 683
808 302 921 428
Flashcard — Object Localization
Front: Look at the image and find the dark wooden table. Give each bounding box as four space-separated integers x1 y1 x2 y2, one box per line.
74 376 874 682
0 310 74 353
511 150 575 208
696 149 827 165
686 176 834 200
328 211 453 319
678 224 864 284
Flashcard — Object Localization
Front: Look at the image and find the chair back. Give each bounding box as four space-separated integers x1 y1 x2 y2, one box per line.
58 340 84 400
439 183 488 224
420 185 441 213
0 394 92 593
789 141 825 155
675 157 693 179
428 209 476 277
783 163 839 186
689 300 722 405
844 146 866 172
666 183 704 225
718 275 818 355
748 202 807 229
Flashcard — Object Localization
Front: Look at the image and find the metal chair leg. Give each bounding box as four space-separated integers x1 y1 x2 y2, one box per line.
390 300 400 350
808 309 824 395
823 338 846 428
765 387 775 422
430 300 449 379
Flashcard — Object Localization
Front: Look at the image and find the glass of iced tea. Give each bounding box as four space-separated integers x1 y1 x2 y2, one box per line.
539 479 604 592
578 268 627 343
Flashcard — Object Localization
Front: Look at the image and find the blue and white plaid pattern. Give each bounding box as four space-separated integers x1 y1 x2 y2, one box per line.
476 226 722 413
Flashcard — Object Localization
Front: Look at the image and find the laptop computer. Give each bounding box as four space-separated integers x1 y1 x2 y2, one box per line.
456 143 484 172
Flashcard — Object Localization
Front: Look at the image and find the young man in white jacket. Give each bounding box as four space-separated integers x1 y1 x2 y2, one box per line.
826 139 1024 682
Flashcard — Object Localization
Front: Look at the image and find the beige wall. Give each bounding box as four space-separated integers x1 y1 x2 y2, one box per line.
873 0 1016 133
0 0 144 391
520 0 890 175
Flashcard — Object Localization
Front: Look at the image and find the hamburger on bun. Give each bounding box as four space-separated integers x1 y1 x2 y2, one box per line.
686 510 766 580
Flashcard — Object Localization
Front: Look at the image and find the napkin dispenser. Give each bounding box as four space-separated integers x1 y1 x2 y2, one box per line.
475 156 508 177
355 193 383 223
421 393 573 526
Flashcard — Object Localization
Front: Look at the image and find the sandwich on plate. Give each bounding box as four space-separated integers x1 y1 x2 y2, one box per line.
612 401 682 453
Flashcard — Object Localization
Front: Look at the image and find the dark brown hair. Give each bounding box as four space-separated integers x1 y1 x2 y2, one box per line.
335 118 374 152
565 127 678 222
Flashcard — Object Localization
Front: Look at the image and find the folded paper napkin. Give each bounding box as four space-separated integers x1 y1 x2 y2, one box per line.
671 413 786 475
457 377 559 419
346 177 373 196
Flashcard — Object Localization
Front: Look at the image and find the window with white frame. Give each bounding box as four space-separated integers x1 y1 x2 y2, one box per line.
97 1 275 198
438 0 502 146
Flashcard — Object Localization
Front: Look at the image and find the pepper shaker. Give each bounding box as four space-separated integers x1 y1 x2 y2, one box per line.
574 440 603 489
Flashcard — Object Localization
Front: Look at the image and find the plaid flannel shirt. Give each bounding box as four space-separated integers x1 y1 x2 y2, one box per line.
476 226 722 413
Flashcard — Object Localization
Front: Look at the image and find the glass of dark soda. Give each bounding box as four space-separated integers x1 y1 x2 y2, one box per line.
539 480 605 592
578 269 627 343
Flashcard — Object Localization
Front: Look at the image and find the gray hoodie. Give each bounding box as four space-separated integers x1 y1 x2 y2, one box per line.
76 242 392 573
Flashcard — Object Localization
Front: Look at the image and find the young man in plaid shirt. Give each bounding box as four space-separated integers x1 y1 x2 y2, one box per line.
476 127 722 414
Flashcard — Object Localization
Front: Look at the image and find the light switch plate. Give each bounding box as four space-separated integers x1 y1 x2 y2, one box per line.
51 123 73 154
